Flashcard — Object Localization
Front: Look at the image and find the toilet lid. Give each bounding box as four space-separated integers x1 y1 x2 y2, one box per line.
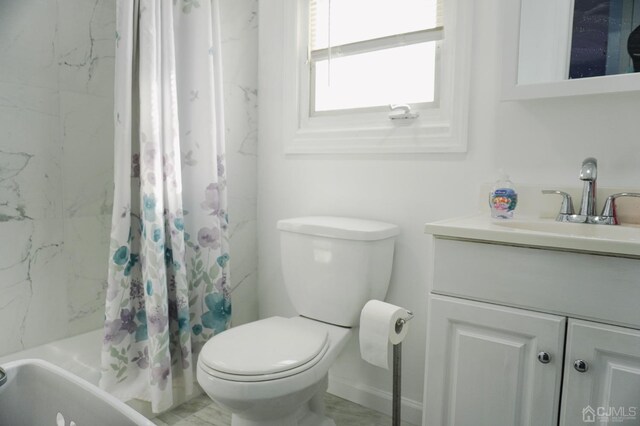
199 317 329 376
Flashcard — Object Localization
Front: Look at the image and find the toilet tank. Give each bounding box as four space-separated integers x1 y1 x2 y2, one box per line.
277 217 399 327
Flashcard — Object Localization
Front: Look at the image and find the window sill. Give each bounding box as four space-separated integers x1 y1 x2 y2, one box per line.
284 121 468 154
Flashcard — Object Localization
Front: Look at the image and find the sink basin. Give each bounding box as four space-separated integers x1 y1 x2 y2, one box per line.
425 215 640 257
0 359 154 426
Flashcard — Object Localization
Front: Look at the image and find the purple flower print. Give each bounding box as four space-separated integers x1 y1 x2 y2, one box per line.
197 227 220 249
200 183 220 214
104 319 127 345
132 346 149 369
147 310 169 334
151 358 171 391
119 308 137 334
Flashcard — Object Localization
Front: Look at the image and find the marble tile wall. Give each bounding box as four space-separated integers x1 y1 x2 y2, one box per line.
59 0 117 332
0 0 259 356
219 0 259 327
0 0 116 355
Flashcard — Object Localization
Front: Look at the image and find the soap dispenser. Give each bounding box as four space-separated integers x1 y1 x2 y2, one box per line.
489 171 518 219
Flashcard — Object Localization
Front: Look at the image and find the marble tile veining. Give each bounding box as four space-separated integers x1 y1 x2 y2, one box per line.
57 0 116 97
0 81 62 221
0 220 67 354
152 393 415 426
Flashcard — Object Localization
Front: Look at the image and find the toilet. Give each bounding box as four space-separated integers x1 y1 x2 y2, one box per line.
196 216 399 426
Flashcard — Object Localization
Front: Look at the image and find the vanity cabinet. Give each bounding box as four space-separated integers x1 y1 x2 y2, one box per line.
423 237 640 426
424 295 565 425
560 320 640 425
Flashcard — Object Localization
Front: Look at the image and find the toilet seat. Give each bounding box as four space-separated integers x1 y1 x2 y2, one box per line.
198 317 329 382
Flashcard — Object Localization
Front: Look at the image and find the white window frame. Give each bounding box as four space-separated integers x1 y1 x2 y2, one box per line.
281 0 474 154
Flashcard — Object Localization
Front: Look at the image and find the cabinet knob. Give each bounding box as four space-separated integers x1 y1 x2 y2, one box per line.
574 359 589 373
537 352 551 364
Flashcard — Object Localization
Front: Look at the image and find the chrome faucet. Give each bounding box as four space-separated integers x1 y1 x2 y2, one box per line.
543 157 640 225
578 157 597 217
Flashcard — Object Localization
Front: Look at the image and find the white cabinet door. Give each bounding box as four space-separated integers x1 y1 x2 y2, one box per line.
560 320 640 425
423 295 566 426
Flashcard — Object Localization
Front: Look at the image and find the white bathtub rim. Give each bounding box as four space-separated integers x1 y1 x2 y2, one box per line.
2 358 155 425
0 328 205 417
0 328 103 386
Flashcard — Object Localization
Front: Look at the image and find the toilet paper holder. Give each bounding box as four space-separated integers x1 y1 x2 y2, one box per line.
394 310 414 334
392 310 413 426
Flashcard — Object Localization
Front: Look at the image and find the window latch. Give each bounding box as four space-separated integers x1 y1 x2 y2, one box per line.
388 104 419 120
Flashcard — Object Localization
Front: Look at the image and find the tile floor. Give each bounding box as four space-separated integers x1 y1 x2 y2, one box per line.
151 392 414 426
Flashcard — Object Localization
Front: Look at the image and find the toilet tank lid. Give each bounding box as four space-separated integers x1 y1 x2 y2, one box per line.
277 216 399 241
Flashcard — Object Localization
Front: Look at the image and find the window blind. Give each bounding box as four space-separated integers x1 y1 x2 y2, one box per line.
309 0 443 60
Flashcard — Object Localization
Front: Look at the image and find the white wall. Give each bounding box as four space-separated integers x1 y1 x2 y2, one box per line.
257 0 640 421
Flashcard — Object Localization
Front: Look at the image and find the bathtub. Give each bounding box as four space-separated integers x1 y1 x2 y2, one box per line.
0 359 154 426
0 329 203 418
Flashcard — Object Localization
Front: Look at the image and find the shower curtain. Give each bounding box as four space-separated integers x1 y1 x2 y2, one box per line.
101 0 231 413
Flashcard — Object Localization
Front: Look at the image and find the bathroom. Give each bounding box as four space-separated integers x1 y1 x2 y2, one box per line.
0 0 639 425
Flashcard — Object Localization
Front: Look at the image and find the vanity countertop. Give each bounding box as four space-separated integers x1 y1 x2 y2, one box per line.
425 214 640 258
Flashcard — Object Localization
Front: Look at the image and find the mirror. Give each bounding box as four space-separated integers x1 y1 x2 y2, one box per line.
502 0 640 99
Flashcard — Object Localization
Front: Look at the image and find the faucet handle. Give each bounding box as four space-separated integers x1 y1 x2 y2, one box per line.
542 190 575 220
599 193 640 224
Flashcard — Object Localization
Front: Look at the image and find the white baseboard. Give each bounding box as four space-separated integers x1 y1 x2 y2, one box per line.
327 374 423 425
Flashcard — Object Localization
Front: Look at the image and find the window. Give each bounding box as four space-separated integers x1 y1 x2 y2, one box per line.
281 0 473 154
309 0 443 114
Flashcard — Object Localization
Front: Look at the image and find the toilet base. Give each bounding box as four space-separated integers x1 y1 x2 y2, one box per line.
197 319 353 426
227 376 336 426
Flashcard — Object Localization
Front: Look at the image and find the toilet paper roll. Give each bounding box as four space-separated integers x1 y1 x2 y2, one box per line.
359 300 410 370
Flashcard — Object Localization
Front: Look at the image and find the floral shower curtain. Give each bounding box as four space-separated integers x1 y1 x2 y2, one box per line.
101 0 231 413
